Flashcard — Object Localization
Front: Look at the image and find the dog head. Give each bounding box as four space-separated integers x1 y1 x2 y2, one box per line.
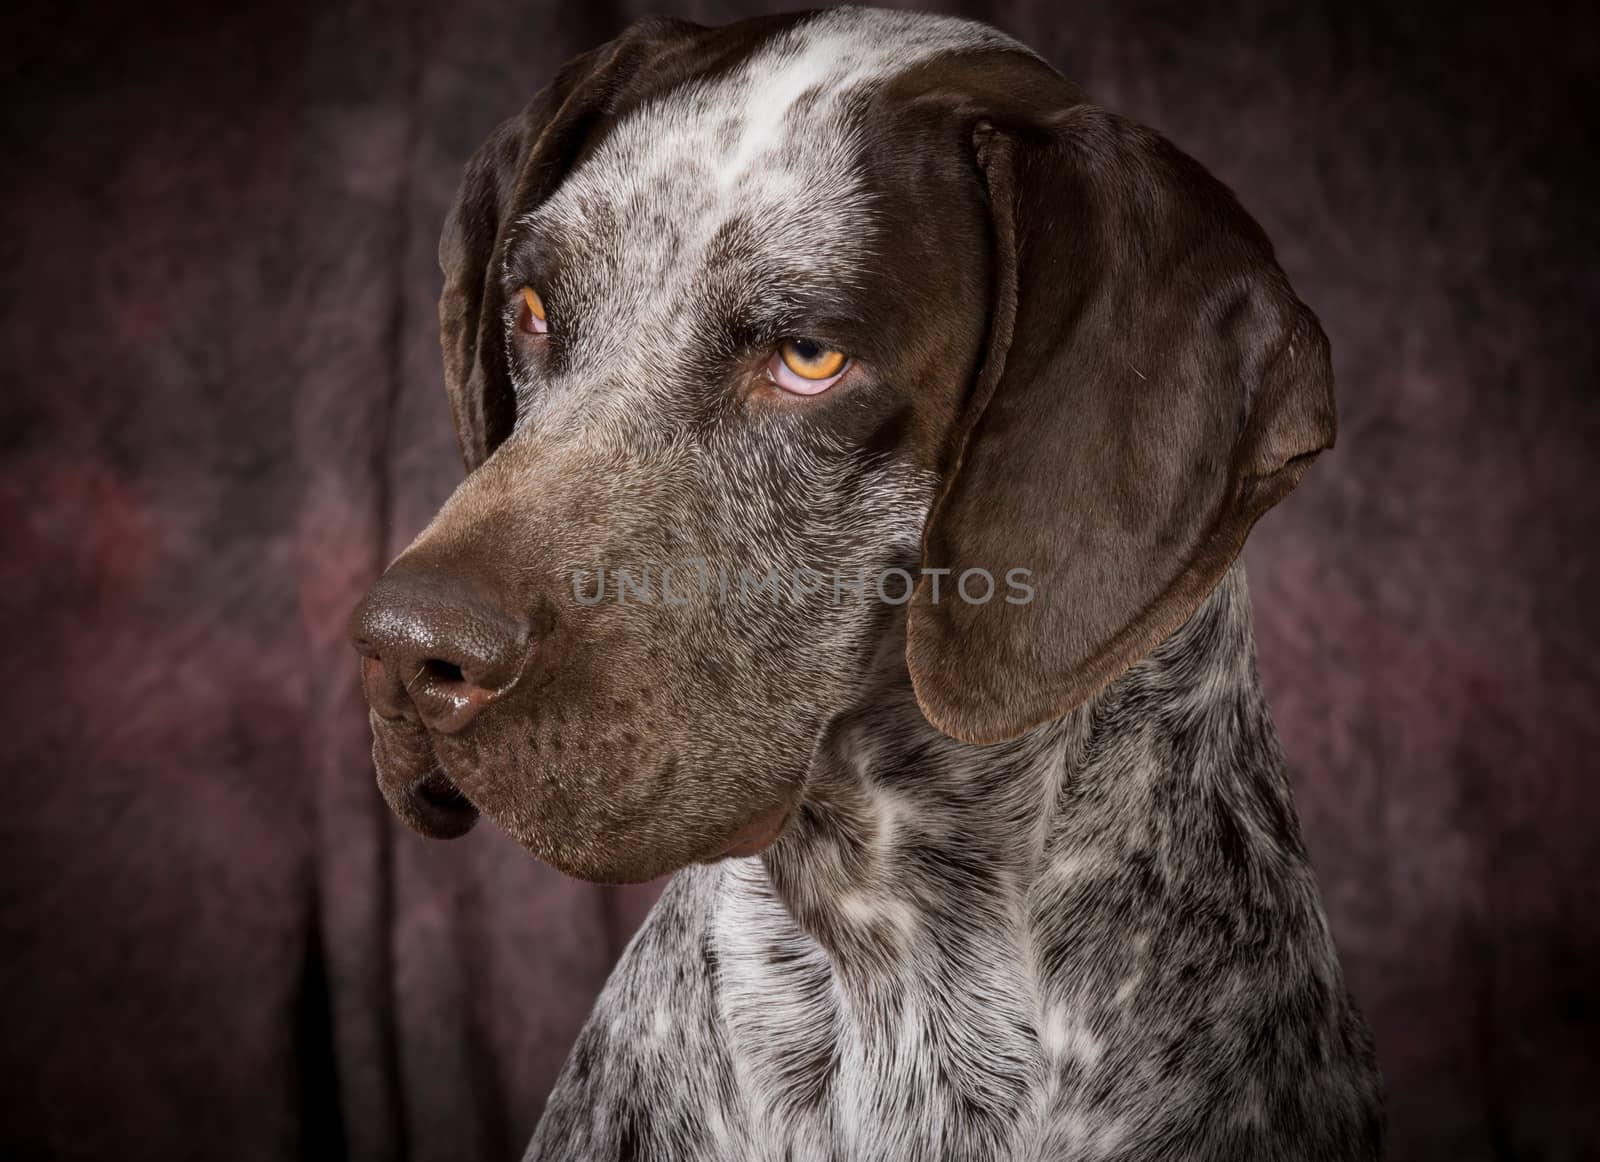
349 9 1335 883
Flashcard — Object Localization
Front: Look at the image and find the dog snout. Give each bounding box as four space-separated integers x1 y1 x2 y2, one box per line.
349 559 531 734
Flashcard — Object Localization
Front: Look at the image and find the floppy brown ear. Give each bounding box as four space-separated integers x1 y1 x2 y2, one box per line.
437 17 700 469
907 106 1337 745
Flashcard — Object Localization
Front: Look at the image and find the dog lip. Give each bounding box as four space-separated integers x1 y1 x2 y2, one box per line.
403 767 480 839
417 768 468 807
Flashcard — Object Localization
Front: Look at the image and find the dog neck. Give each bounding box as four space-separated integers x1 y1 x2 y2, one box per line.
758 562 1308 991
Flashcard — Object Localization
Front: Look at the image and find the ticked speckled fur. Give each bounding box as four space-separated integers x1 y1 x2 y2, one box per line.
528 566 1381 1160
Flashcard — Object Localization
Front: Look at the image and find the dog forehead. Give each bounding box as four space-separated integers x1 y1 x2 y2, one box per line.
505 11 1029 435
526 10 1025 288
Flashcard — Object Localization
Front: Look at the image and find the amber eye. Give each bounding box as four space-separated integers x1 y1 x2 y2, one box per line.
519 286 548 335
769 338 849 396
778 337 846 380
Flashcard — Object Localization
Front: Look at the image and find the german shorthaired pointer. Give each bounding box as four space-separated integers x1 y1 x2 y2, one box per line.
350 8 1383 1159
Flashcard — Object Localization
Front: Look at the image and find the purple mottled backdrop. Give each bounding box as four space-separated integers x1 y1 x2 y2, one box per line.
2 0 1595 1158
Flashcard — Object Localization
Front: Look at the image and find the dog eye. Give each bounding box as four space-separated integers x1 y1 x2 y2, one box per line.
770 338 848 395
518 286 549 335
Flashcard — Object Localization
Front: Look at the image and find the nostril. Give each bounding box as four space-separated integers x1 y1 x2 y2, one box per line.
350 561 536 733
414 658 466 689
404 653 510 735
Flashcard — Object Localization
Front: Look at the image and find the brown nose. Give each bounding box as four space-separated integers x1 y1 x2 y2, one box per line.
348 559 530 734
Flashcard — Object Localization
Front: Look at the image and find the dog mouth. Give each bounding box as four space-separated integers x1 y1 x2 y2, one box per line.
420 764 476 808
369 708 795 874
402 765 481 838
370 713 481 839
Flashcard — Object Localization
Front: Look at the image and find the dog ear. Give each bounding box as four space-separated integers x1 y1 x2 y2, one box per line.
437 17 700 469
907 105 1336 744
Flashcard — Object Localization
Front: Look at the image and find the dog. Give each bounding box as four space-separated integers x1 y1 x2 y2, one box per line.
349 8 1383 1159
